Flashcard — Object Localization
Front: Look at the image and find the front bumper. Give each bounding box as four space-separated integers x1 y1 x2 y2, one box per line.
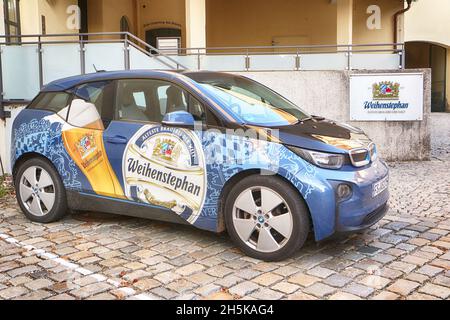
295 158 390 241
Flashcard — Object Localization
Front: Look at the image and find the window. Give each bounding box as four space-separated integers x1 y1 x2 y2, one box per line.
66 81 112 130
191 74 309 127
115 79 206 123
29 92 71 114
4 0 21 44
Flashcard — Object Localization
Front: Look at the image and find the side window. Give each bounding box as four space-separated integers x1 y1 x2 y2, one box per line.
115 79 153 122
115 79 208 124
66 81 111 130
28 92 71 114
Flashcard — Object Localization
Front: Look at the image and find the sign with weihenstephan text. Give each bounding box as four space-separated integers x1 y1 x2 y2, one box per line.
350 73 424 121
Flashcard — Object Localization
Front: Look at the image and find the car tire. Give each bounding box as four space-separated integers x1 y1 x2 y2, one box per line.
224 175 310 262
14 157 68 223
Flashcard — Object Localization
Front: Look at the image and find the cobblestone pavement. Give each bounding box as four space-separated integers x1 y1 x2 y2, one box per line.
1 116 449 300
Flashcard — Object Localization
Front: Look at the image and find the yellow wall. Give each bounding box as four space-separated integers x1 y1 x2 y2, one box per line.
405 0 450 47
87 0 137 38
206 0 337 48
137 0 186 46
87 0 186 46
19 0 78 37
352 0 403 45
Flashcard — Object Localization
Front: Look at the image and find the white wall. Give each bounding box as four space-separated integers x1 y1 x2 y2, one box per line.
238 69 431 161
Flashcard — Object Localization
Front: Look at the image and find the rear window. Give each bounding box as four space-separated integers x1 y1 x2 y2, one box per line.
29 92 71 113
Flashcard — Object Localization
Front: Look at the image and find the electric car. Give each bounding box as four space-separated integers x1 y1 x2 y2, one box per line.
11 70 389 261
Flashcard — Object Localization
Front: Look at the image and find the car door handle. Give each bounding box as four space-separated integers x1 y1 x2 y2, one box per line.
106 135 128 145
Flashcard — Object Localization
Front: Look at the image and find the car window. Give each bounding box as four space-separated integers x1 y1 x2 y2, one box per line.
115 79 206 123
64 81 111 131
28 92 71 114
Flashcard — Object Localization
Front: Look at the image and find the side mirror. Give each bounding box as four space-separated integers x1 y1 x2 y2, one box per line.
162 111 196 128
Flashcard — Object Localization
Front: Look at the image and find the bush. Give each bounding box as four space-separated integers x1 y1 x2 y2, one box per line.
0 175 13 199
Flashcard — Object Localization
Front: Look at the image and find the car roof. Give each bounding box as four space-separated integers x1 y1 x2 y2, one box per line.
41 70 236 92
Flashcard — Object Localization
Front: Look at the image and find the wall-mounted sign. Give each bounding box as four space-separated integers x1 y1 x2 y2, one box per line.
350 73 424 121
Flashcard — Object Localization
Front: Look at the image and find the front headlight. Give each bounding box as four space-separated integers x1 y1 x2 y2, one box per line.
288 146 345 170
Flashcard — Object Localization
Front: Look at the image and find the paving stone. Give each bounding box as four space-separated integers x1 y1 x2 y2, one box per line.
407 293 440 300
323 274 352 288
251 288 284 300
307 266 336 279
433 275 450 288
0 286 29 299
359 275 391 289
175 263 205 276
405 273 429 284
194 283 221 297
271 282 300 294
303 283 336 298
288 273 320 287
418 283 450 299
166 279 197 294
371 291 400 300
229 281 260 297
214 275 243 288
387 279 420 296
134 278 161 291
70 282 113 299
329 292 362 300
417 265 444 277
252 273 283 286
24 279 54 291
343 283 374 298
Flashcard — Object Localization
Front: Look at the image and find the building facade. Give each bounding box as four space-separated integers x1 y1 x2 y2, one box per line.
1 0 448 111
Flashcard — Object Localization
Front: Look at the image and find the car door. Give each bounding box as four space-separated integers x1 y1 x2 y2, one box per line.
102 78 210 225
62 80 123 198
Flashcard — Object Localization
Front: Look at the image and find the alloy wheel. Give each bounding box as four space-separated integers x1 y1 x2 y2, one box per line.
19 166 56 217
232 186 293 253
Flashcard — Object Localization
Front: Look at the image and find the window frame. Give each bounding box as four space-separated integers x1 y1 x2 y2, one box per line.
27 91 74 117
112 78 219 127
65 80 115 131
4 0 21 44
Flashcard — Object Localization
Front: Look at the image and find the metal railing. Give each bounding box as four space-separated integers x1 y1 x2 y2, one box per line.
159 43 406 72
0 32 188 118
0 31 406 119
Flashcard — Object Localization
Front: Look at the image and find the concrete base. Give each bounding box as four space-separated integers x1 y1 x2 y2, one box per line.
238 69 431 161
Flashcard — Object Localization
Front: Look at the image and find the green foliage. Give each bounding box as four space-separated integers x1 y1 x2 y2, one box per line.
0 175 13 199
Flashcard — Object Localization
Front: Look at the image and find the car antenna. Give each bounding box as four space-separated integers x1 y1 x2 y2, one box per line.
93 64 106 73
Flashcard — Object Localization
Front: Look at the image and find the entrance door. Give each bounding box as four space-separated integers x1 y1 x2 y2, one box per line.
406 42 447 112
145 28 182 53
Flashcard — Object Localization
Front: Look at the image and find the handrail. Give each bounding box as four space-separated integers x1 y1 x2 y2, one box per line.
163 42 405 52
0 32 188 70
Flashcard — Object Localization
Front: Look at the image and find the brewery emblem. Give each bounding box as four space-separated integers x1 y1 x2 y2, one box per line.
373 81 400 100
76 133 97 160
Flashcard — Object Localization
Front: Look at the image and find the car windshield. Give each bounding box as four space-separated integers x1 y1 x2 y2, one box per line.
194 75 310 127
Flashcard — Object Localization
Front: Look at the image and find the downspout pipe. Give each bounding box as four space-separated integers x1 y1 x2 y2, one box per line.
394 0 413 43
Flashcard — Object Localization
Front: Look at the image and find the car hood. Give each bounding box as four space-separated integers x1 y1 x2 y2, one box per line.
250 118 373 154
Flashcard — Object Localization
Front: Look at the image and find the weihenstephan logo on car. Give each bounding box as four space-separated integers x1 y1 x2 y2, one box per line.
123 126 207 224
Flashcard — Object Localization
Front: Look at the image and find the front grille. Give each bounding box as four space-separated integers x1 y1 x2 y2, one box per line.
362 203 388 226
349 148 370 167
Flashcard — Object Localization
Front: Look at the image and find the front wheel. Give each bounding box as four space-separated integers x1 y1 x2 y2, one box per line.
224 175 310 262
15 157 68 223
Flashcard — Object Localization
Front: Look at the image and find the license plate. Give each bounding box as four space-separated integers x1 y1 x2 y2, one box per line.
372 176 389 198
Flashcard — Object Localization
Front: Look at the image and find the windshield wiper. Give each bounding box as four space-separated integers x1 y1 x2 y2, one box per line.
300 116 313 122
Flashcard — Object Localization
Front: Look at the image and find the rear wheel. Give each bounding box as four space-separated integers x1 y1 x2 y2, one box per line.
224 175 310 262
15 157 68 223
